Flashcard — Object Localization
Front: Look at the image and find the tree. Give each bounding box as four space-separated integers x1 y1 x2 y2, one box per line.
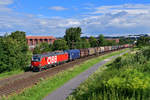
81 38 90 49
0 37 8 72
105 40 117 46
89 36 98 47
9 31 31 69
33 42 52 54
53 39 69 50
75 38 90 49
119 37 134 45
137 36 150 47
0 36 23 72
33 45 41 54
64 27 82 49
0 31 32 72
40 42 52 53
98 34 107 46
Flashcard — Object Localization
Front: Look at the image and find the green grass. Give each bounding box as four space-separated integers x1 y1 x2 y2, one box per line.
3 49 129 100
0 70 24 80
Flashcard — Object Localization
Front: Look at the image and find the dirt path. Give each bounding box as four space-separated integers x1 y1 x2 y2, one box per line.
43 51 129 100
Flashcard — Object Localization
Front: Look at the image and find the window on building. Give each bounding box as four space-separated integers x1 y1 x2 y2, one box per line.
49 39 52 44
30 39 33 45
35 39 38 45
44 39 48 43
40 39 43 43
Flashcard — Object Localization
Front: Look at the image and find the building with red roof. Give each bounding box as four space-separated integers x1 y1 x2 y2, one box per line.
106 38 119 43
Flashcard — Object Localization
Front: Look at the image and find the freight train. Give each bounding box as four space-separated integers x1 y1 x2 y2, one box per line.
31 44 132 71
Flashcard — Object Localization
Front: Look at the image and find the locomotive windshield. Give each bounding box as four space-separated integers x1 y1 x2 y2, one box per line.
32 57 41 61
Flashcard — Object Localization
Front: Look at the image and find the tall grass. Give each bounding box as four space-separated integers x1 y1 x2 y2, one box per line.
3 49 128 100
67 47 150 100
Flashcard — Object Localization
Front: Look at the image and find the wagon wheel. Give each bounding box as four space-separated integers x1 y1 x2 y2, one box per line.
48 64 51 68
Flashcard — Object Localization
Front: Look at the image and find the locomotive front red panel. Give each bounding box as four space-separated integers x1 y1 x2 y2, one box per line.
40 57 48 67
31 61 40 67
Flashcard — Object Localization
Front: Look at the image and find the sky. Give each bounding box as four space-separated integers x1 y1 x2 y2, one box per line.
0 0 150 37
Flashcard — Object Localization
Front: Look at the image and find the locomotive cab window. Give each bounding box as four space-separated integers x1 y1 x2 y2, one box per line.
32 57 41 61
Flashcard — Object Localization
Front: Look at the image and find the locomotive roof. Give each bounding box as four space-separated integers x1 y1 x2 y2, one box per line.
33 51 66 58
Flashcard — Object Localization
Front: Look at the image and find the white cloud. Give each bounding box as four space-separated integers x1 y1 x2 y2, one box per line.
92 4 150 15
0 0 13 5
0 6 12 12
49 6 67 11
0 0 13 12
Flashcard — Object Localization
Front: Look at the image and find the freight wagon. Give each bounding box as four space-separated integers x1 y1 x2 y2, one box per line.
100 47 104 53
88 48 96 55
124 44 129 48
104 46 109 52
95 47 101 55
108 46 112 51
65 49 80 61
79 49 88 57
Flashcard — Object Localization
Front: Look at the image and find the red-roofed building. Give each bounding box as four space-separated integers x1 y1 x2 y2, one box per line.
106 38 119 43
26 36 56 49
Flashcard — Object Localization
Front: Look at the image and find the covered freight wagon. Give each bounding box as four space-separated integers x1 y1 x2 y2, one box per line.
94 47 101 55
79 49 88 57
124 44 129 48
88 48 96 55
108 46 112 51
104 46 109 52
121 45 124 48
65 49 80 61
114 46 118 50
100 47 104 53
112 46 116 51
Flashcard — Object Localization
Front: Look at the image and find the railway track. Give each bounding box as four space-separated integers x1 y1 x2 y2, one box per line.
0 49 123 97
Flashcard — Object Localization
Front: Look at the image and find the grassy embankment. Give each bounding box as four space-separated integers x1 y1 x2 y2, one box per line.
67 47 150 100
3 49 129 100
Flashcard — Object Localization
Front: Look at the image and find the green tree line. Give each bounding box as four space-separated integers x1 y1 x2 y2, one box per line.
0 31 32 73
136 36 150 47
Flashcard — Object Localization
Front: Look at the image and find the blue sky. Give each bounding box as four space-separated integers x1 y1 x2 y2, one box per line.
0 0 150 37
